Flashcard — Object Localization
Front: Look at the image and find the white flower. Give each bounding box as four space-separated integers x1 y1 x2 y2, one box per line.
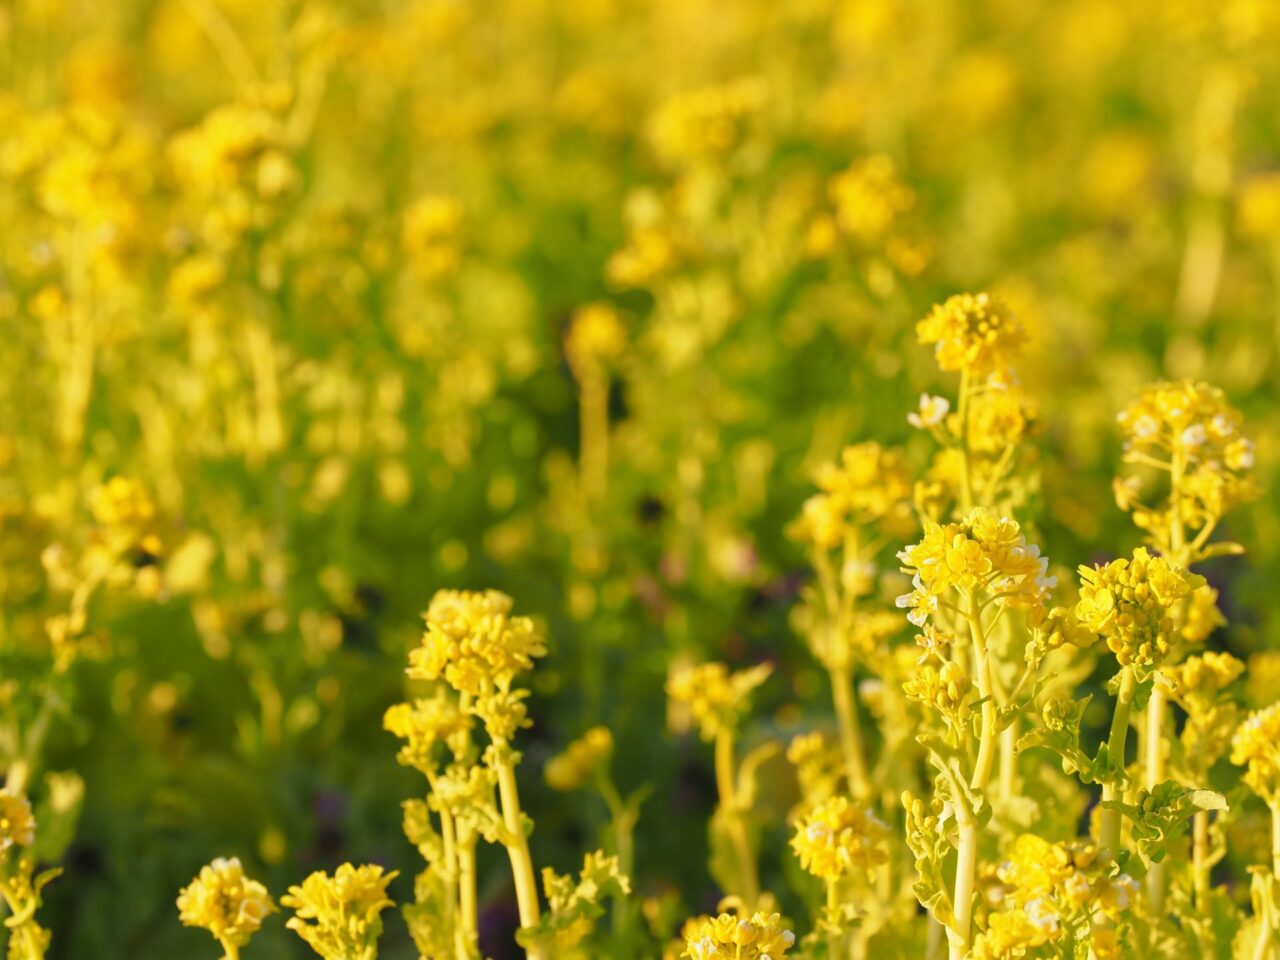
908 393 951 429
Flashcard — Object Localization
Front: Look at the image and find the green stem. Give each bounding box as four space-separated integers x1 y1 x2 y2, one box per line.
949 804 979 960
965 593 996 791
493 741 546 960
1145 682 1168 916
958 366 974 514
714 727 759 907
1099 668 1137 858
830 667 870 798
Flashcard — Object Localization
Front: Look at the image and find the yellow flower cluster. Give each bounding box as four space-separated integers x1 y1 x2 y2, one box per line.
647 77 767 167
545 726 614 792
790 795 890 881
1115 380 1259 543
794 442 914 549
401 194 464 281
681 911 795 960
565 304 627 381
281 863 397 960
382 690 472 775
916 292 1025 375
409 589 546 695
1075 548 1205 670
0 792 36 853
896 508 1053 626
973 835 1135 959
177 857 276 951
829 155 915 244
1232 702 1280 802
667 661 772 741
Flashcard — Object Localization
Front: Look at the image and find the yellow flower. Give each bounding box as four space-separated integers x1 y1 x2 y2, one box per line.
1232 702 1280 802
790 795 889 881
282 863 397 960
0 792 36 852
681 911 795 959
667 661 772 741
896 508 1053 626
793 442 913 548
829 154 915 244
409 589 546 695
382 690 472 773
565 303 626 380
907 393 950 430
1075 548 1205 670
545 726 614 792
401 194 463 280
177 857 276 950
916 292 1025 375
648 77 766 167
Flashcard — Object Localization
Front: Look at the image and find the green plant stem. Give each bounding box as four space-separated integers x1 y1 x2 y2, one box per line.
966 593 996 791
458 836 478 955
714 727 759 907
1099 668 1137 858
1145 682 1168 916
827 878 843 958
949 803 979 960
493 741 546 959
830 666 870 798
1191 809 1210 913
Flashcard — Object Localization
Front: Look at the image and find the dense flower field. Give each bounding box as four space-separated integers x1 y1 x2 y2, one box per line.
1 1 1279 958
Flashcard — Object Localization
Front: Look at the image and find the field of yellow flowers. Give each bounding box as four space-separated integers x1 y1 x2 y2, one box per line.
2 1 1280 958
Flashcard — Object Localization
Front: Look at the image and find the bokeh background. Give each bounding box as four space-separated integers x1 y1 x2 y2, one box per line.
1 0 1278 956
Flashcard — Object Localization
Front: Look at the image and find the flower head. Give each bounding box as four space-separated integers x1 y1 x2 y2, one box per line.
794 442 914 548
409 589 546 695
1075 548 1205 670
545 726 614 792
0 793 35 853
382 690 473 773
896 508 1053 626
177 857 276 949
917 292 1025 374
667 661 772 741
681 911 795 959
790 795 889 881
282 863 397 960
1232 702 1280 802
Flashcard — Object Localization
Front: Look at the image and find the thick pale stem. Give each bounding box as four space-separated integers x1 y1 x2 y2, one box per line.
827 879 843 958
966 594 996 792
1145 683 1168 915
494 744 545 958
1272 801 1280 877
949 807 979 960
458 837 478 955
1192 810 1210 913
714 727 759 907
830 667 870 798
1099 668 1137 858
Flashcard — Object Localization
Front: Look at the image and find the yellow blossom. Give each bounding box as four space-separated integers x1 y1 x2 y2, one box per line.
667 661 772 741
916 292 1025 375
177 857 276 951
409 589 546 695
790 795 889 881
1075 548 1205 670
545 726 614 792
282 863 397 960
681 910 795 960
